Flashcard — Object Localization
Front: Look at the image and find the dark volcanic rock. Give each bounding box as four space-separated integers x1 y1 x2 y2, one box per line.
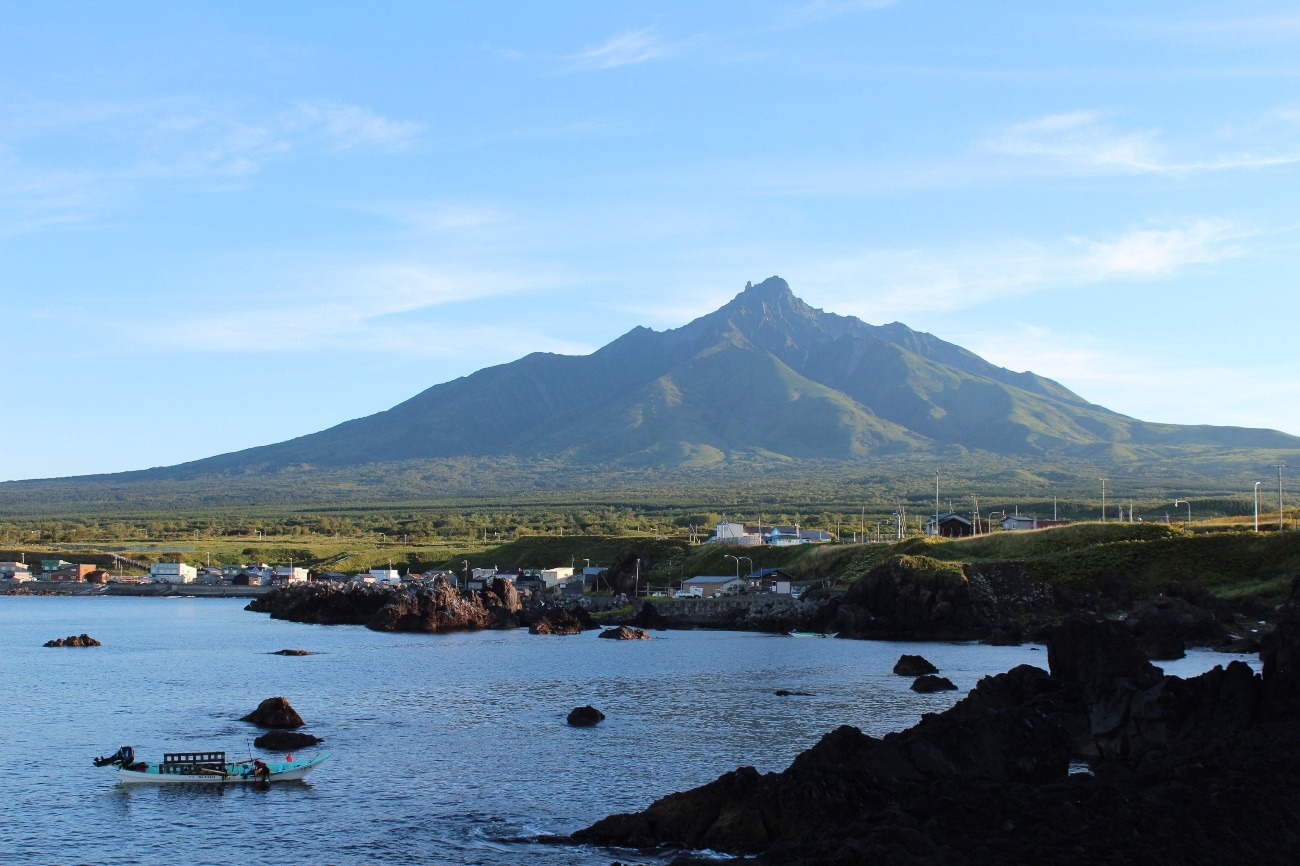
571 614 1300 864
567 705 605 727
271 649 313 656
254 730 322 750
893 654 938 676
247 577 521 634
241 696 305 729
43 633 101 647
810 555 992 640
633 601 669 630
599 625 652 640
529 604 598 635
911 674 957 693
1127 595 1222 659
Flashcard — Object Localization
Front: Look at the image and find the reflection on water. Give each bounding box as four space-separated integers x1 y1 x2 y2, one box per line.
0 597 1258 865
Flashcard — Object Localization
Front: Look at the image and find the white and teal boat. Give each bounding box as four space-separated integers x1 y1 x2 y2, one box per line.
94 747 329 784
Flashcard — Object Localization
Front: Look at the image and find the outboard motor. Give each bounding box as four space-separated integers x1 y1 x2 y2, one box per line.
93 746 134 767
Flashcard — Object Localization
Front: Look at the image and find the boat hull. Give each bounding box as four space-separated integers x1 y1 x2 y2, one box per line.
107 754 330 784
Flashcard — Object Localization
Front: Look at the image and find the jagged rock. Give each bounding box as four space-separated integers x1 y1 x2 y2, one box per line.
530 604 598 635
911 674 957 693
1127 595 1222 659
254 730 322 750
241 697 305 729
893 654 938 676
271 649 313 656
633 601 670 630
43 633 101 647
810 555 992 640
982 625 1023 646
246 577 521 634
1261 575 1300 721
567 705 605 727
599 625 651 640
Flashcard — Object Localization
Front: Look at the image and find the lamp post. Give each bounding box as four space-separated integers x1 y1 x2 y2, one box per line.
724 554 741 580
461 559 469 589
1255 482 1263 532
1174 499 1191 530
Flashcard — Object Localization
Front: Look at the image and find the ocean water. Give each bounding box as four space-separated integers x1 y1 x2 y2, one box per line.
0 597 1258 865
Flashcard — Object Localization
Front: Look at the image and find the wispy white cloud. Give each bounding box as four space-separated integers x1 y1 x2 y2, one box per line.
795 219 1244 319
984 109 1300 174
0 98 423 233
564 28 673 71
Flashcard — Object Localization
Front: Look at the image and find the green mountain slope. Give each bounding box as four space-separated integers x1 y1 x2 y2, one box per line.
14 277 1300 497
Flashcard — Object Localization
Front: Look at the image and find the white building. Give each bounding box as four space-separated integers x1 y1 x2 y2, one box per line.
707 521 763 546
369 567 401 586
150 562 198 584
274 566 309 584
540 566 574 589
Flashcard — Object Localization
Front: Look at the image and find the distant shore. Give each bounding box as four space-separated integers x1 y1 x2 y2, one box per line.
0 582 274 599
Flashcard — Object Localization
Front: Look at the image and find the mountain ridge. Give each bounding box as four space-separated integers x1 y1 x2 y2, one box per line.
15 277 1300 491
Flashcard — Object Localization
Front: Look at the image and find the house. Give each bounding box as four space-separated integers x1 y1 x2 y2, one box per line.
745 568 798 594
274 566 309 585
40 559 73 575
368 567 401 586
582 565 608 590
47 563 97 582
85 570 112 584
554 574 585 598
705 521 763 546
540 567 574 589
765 525 834 546
0 561 29 577
150 562 198 584
682 575 744 597
1001 515 1072 532
469 567 499 588
196 567 225 585
924 511 975 538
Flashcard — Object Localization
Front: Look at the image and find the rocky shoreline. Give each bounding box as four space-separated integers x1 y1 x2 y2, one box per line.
246 555 1276 661
566 578 1300 864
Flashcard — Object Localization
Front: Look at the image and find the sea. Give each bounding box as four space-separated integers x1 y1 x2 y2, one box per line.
0 596 1260 866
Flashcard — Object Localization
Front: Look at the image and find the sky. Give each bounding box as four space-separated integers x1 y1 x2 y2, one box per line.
3 0 1300 481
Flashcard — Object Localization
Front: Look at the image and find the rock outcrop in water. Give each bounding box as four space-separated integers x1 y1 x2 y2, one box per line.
241 696 305 729
599 626 652 640
43 633 101 647
254 730 322 750
567 705 605 727
528 604 598 635
892 654 937 676
571 582 1300 864
247 577 522 634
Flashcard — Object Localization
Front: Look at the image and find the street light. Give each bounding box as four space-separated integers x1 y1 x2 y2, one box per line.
724 554 741 579
1255 482 1263 532
1174 499 1192 529
461 559 469 590
738 556 753 579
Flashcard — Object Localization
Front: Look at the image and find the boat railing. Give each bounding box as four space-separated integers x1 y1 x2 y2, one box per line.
160 751 228 775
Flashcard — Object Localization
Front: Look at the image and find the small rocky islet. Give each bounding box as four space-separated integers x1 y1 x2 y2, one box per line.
43 633 101 647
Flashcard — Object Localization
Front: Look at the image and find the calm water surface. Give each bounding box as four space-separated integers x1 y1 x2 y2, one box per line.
0 597 1257 865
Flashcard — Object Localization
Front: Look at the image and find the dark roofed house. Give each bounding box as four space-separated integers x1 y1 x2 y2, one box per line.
924 511 975 538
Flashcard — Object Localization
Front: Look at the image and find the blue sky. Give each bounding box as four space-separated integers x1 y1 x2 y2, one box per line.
3 1 1300 481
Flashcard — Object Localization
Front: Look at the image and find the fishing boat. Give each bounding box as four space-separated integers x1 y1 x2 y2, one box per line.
787 630 838 638
93 746 329 784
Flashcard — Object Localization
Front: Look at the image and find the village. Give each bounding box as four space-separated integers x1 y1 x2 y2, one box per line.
0 510 1072 598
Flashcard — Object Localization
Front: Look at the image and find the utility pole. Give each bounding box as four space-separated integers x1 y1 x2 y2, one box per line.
1100 478 1107 523
972 494 980 535
1274 464 1288 531
934 472 940 537
1255 481 1263 531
